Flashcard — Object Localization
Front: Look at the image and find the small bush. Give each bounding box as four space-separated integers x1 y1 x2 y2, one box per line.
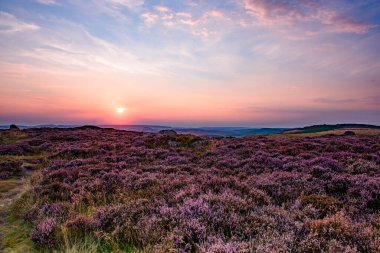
299 194 340 217
0 160 23 179
30 218 57 248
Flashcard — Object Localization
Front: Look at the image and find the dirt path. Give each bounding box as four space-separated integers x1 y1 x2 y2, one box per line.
0 172 34 251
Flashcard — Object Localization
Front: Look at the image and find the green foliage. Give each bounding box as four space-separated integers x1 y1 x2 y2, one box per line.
0 187 35 252
0 217 34 253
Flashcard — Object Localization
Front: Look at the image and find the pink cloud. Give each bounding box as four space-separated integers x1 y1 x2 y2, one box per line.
204 10 225 19
155 5 170 12
176 12 192 18
141 13 158 25
243 0 375 34
243 0 305 25
316 10 376 34
160 12 199 27
192 28 214 39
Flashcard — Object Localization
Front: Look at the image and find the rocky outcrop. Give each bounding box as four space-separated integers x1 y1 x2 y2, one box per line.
9 124 19 130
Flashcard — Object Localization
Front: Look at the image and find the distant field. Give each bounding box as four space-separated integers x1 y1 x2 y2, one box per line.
283 128 380 136
0 128 379 252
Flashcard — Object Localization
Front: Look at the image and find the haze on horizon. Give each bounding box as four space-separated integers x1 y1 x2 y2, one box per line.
1 0 380 127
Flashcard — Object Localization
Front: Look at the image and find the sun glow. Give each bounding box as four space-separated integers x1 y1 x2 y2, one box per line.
116 107 125 114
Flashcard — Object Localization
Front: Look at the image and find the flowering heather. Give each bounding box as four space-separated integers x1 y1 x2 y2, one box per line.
0 160 23 179
2 128 380 252
29 217 57 248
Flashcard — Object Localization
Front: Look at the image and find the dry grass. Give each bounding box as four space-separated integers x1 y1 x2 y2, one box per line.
0 131 28 145
283 128 380 137
0 179 35 253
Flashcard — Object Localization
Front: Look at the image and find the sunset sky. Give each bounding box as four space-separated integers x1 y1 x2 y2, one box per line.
1 0 379 127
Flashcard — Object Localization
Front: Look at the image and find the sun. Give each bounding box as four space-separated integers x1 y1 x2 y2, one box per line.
116 107 125 114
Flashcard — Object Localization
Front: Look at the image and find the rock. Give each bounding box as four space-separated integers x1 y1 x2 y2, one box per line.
159 130 177 136
9 124 19 130
342 131 356 136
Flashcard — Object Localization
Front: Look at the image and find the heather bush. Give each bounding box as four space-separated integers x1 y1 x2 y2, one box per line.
66 215 96 234
299 194 341 218
3 128 377 252
255 172 314 204
40 202 69 221
30 217 58 248
346 159 379 175
0 142 34 155
0 159 23 179
306 212 380 252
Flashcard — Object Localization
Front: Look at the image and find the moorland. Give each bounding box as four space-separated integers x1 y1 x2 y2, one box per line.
0 126 379 252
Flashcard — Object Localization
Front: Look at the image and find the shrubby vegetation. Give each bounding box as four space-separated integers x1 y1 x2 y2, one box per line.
1 128 379 252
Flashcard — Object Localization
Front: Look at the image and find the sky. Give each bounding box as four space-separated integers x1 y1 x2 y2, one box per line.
0 0 380 127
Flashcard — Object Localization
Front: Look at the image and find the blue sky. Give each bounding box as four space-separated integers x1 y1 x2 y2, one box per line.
0 0 380 127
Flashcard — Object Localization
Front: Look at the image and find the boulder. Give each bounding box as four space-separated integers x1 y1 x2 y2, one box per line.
342 131 356 136
9 124 20 130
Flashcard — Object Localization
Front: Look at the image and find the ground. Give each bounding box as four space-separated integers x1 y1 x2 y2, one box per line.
0 128 379 252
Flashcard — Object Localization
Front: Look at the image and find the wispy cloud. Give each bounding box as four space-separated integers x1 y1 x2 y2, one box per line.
313 98 357 104
0 12 40 33
141 12 158 25
105 0 144 10
139 7 230 39
243 0 376 34
155 5 170 13
36 0 57 5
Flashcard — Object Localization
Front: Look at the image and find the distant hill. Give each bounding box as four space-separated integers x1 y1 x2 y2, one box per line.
106 125 288 137
0 124 80 130
3 123 379 137
283 124 380 134
172 127 288 137
0 124 288 137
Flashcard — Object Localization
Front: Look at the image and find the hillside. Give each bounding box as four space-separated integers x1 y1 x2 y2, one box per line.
0 127 379 252
0 125 288 137
283 124 380 135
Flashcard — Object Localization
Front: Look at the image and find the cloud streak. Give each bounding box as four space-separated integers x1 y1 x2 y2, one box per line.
105 0 144 10
36 0 57 5
243 0 376 34
0 12 40 33
313 98 357 104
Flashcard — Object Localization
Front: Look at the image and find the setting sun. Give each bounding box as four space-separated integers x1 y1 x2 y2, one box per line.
116 107 125 114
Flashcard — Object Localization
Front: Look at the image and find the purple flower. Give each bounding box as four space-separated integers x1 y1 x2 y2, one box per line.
30 218 57 248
